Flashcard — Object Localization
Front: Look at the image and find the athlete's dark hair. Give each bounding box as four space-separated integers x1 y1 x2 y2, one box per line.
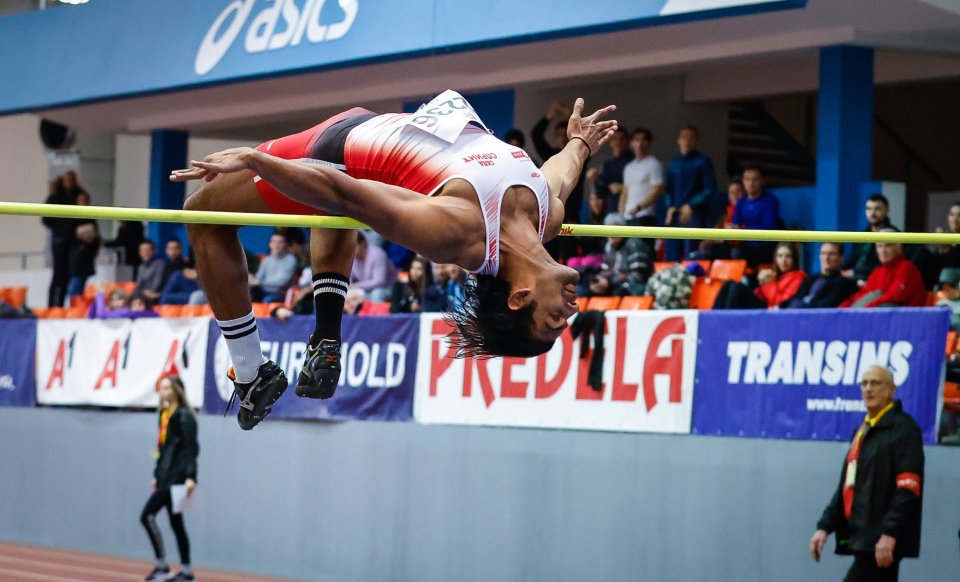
443 275 554 359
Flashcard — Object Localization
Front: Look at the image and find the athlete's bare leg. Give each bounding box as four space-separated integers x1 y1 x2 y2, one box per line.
183 171 288 429
183 171 266 319
295 227 357 399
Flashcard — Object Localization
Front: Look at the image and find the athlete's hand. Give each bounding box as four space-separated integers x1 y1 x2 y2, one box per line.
185 478 197 497
170 147 257 183
567 98 618 156
150 479 157 492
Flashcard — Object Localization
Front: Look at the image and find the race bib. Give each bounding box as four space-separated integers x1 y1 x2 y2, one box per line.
403 90 490 143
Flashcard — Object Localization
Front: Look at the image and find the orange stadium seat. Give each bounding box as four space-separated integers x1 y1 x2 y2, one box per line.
251 303 272 318
586 296 622 311
44 307 67 319
654 262 678 273
576 296 589 311
709 259 746 281
947 331 958 356
689 277 725 309
155 305 183 318
0 286 27 308
619 295 654 310
181 304 213 317
65 306 87 319
359 301 391 316
944 381 960 413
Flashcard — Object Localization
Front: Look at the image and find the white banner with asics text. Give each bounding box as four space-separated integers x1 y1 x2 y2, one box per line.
36 318 208 407
414 311 699 433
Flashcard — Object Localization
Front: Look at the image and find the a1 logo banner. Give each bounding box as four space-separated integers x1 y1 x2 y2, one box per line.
414 311 699 433
36 318 209 407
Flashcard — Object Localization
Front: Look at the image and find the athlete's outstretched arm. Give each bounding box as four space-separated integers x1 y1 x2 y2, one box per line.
171 148 481 266
539 98 617 205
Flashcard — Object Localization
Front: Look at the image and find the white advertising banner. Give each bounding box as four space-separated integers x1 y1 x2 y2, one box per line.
414 311 699 433
36 318 209 407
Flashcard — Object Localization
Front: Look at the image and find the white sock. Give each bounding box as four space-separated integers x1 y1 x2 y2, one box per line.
217 310 265 383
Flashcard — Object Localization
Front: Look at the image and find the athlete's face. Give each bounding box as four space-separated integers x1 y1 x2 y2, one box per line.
527 264 580 343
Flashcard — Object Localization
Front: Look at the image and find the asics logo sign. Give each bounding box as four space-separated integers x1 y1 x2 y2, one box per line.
195 0 359 76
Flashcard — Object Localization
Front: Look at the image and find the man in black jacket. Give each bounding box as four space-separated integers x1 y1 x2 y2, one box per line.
785 242 858 308
810 365 924 581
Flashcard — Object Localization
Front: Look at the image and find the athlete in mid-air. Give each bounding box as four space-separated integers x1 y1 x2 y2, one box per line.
171 91 617 430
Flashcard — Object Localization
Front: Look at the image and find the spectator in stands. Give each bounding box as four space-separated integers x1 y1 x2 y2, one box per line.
810 365 923 582
664 126 718 261
729 166 781 267
587 127 632 214
43 171 87 307
391 256 433 313
786 242 858 308
275 227 308 271
713 242 805 309
695 177 746 260
840 232 926 308
351 231 397 302
66 192 101 301
645 263 695 309
343 287 366 315
88 287 158 319
566 192 608 279
251 233 298 303
586 213 652 297
422 262 452 313
161 238 191 285
105 220 145 273
141 375 198 582
504 128 526 148
935 267 960 331
620 128 664 255
134 240 167 303
160 268 200 306
844 194 898 285
533 99 587 261
935 202 960 269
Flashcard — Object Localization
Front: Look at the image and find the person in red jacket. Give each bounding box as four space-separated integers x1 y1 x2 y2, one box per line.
840 232 926 308
712 242 805 309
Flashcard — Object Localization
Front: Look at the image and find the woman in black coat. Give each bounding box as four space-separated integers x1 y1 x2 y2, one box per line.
142 376 199 582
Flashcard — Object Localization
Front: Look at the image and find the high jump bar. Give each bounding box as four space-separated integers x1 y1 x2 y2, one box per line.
2 201 959 245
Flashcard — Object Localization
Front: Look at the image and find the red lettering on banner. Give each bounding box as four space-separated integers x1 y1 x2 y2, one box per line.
156 340 181 390
429 320 456 396
642 317 686 412
466 359 496 407
535 332 572 399
500 357 527 398
46 340 66 389
612 317 637 402
95 341 121 390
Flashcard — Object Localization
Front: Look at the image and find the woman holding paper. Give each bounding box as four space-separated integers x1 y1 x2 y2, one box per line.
141 376 199 582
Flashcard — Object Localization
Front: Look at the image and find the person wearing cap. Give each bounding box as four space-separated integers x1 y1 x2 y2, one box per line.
840 231 926 308
586 213 652 296
935 267 960 330
810 365 924 582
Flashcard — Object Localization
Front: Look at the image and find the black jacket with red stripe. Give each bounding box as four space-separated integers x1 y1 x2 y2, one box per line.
816 400 924 558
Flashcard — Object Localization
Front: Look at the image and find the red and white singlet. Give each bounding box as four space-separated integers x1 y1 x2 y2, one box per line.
343 91 551 277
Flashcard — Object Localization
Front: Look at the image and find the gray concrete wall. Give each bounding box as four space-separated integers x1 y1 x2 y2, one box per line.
0 407 956 582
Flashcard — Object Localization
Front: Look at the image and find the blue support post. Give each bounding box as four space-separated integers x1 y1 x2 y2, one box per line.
148 129 188 251
815 46 874 234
